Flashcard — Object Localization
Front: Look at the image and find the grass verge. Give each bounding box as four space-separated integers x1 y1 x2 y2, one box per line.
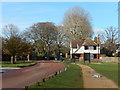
29 64 83 88
1 61 37 67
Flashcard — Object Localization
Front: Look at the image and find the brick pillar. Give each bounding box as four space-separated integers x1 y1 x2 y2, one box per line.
81 54 84 57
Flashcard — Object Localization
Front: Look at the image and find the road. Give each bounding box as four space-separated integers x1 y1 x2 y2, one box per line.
2 61 65 88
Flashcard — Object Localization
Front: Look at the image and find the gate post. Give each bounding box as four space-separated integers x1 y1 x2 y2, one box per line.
84 52 85 64
89 52 91 64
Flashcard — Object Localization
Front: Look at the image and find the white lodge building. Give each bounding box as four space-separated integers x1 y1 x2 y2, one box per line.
70 36 100 61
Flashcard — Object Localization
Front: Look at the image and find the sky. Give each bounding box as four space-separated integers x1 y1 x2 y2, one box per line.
1 2 118 37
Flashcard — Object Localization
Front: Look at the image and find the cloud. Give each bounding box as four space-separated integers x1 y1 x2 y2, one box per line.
93 28 104 34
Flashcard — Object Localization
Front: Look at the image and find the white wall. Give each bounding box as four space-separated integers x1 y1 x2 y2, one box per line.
70 46 100 54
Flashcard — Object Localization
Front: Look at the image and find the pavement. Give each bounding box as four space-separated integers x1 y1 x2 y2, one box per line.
0 67 21 69
2 61 65 88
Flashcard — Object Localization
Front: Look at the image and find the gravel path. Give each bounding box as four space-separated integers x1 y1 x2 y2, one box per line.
77 64 118 88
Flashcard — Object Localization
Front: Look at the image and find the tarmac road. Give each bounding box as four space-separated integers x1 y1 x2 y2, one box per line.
2 61 65 88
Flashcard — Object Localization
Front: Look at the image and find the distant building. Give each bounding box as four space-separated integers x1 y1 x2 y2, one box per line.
70 35 100 61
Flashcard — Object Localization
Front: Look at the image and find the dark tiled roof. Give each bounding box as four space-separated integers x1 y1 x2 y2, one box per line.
71 40 84 48
71 39 97 48
82 39 97 46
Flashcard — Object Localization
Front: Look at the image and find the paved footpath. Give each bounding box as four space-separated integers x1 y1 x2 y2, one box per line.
2 61 65 88
77 64 118 88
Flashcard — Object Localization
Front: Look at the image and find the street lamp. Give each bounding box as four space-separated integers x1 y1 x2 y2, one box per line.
46 43 50 60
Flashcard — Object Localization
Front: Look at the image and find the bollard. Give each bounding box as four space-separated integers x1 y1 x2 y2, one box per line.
25 86 28 90
65 67 67 71
36 82 40 86
52 75 54 78
55 72 57 76
43 78 45 82
49 76 51 79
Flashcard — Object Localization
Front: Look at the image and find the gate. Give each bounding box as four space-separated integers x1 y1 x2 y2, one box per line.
84 53 90 63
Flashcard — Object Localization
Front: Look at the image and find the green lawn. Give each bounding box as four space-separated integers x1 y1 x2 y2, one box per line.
1 61 37 67
77 61 118 85
29 64 83 88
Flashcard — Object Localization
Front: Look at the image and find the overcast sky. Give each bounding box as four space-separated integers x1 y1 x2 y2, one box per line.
1 2 118 37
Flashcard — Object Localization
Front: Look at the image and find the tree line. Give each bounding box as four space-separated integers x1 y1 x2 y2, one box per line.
1 6 119 64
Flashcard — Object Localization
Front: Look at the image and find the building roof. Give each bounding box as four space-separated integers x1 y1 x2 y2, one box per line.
82 39 97 46
71 39 97 48
71 40 84 48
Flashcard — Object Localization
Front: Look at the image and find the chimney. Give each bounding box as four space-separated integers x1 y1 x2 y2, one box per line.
97 34 99 45
82 37 86 41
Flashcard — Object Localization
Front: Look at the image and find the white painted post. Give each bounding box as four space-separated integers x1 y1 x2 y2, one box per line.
27 54 30 62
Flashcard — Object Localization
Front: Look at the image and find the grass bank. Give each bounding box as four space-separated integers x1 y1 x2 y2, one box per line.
29 64 83 88
1 61 37 67
77 61 118 85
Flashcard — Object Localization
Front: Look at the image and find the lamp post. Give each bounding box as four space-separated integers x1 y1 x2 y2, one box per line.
58 44 61 60
46 43 50 60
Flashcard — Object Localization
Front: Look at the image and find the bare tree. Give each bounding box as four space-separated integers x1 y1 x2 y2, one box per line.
100 26 118 56
63 6 93 40
100 26 118 44
2 24 19 39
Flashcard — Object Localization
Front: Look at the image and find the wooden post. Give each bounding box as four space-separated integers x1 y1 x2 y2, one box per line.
55 72 57 76
25 86 28 90
43 78 45 82
36 82 40 86
52 75 54 78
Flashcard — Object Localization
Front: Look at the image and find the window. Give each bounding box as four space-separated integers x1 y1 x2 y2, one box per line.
94 46 96 50
85 46 88 50
89 46 94 50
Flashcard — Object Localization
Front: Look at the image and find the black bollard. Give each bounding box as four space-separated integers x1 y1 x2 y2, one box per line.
55 72 57 76
43 78 45 82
